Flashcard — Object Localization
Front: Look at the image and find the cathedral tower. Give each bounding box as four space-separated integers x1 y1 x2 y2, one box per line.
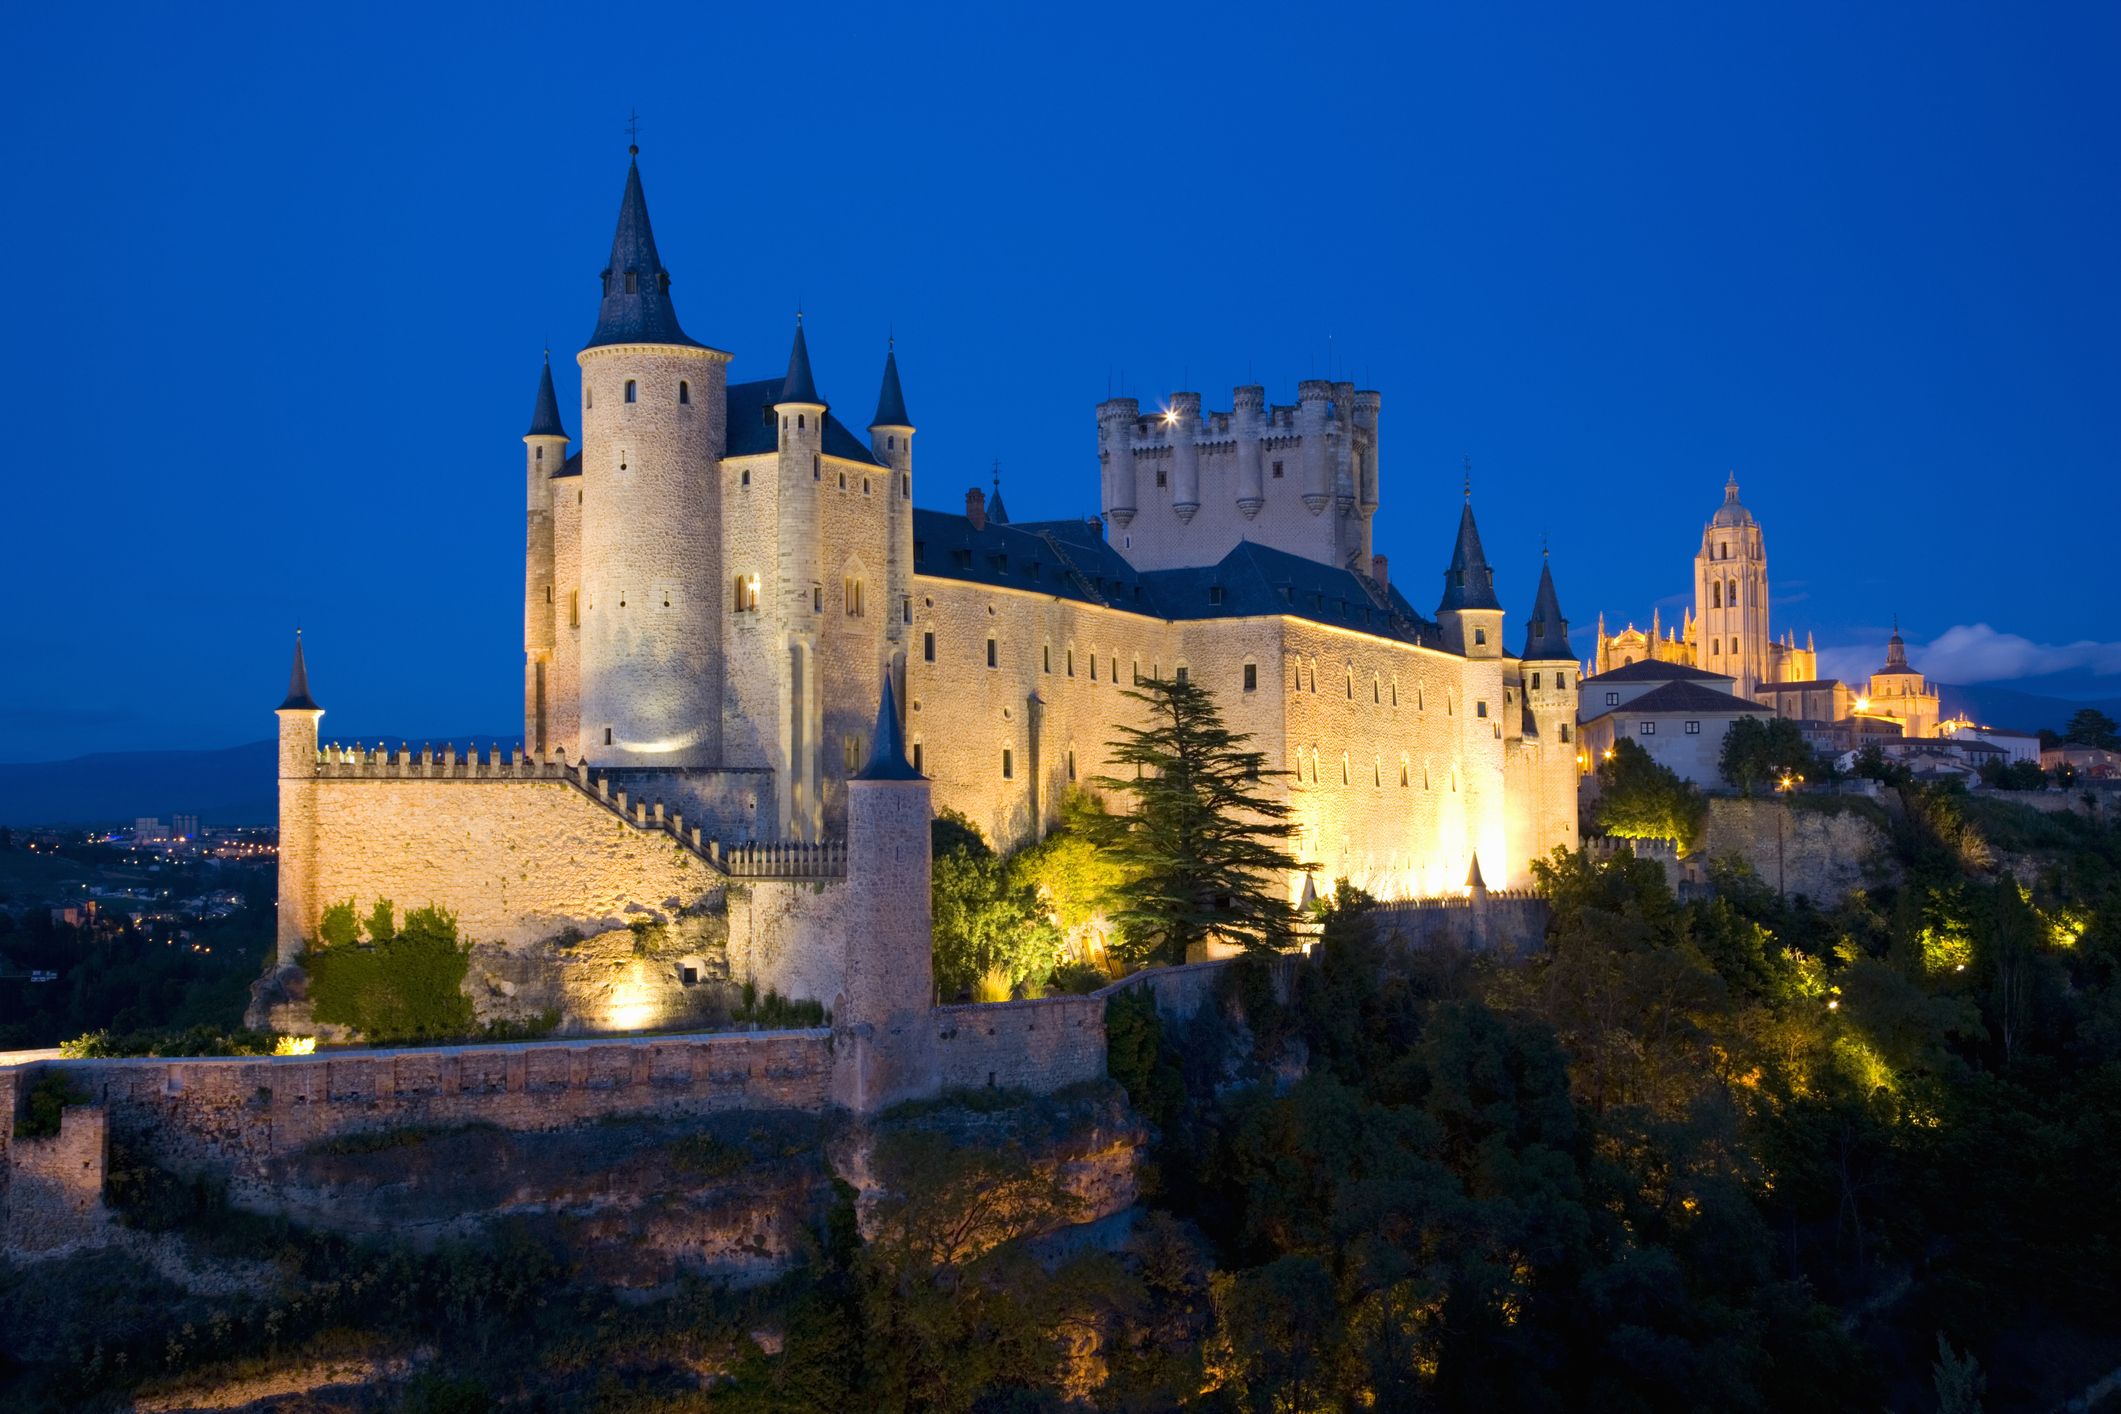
575 147 730 767
522 353 569 757
1694 473 1769 696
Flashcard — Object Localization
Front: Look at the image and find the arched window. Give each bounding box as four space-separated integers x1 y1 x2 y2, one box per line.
678 380 690 405
797 413 806 429
1712 582 1723 609
1728 579 1738 608
624 380 637 403
813 455 821 480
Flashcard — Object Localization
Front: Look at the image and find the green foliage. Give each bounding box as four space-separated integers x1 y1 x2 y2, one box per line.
1090 675 1301 965
2063 706 2119 748
732 983 827 1029
928 811 1060 1000
306 904 474 1042
60 1025 280 1058
1592 736 1708 847
1006 789 1138 952
1850 742 1914 786
1719 714 1821 796
13 1071 89 1138
1979 757 2048 791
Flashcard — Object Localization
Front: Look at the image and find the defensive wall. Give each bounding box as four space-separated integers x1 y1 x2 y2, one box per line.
272 744 857 1026
5 892 1548 1258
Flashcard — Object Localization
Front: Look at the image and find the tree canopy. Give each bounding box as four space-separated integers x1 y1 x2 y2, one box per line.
1591 737 1707 847
1091 676 1301 966
1719 715 1820 795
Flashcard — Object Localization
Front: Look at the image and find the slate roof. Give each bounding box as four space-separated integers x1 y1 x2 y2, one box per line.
1519 559 1573 661
780 321 821 405
1579 679 1771 724
279 633 320 711
855 675 922 780
870 345 911 427
724 379 885 466
550 449 583 479
1757 679 1845 692
911 509 1441 645
1438 503 1501 612
585 156 703 350
527 353 570 440
1585 659 1731 685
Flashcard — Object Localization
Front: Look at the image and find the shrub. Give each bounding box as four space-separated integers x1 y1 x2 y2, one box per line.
307 904 474 1042
13 1072 89 1139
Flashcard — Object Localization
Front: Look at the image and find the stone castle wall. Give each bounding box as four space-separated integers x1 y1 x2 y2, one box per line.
932 995 1108 1093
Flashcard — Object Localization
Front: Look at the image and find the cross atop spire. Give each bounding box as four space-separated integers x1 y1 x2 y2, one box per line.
987 461 1009 525
625 107 640 155
1463 455 1472 501
586 148 699 350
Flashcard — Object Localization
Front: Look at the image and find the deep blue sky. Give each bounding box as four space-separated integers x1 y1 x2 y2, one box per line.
4 3 2117 760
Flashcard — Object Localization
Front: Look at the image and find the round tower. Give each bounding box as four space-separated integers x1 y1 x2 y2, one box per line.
1097 397 1139 528
274 632 323 964
775 317 829 839
1297 380 1334 514
1232 384 1265 519
523 352 570 758
833 678 940 1112
870 339 916 667
1168 390 1202 523
575 149 730 768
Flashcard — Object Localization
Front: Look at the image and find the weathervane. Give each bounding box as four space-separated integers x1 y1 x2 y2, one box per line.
626 108 640 155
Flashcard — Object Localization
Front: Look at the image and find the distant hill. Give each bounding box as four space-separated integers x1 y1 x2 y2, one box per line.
0 734 511 828
1935 683 2121 736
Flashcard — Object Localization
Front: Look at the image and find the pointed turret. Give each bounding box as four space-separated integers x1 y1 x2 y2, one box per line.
870 340 911 429
1465 853 1487 892
279 630 320 711
586 151 698 349
1882 616 1909 672
856 675 921 781
779 316 822 407
1438 502 1501 612
1520 556 1575 661
526 351 569 440
987 466 1009 525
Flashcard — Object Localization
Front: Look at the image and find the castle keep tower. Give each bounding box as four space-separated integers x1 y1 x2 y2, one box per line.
574 149 730 767
1096 380 1378 573
522 353 569 756
1694 473 1769 697
274 633 322 964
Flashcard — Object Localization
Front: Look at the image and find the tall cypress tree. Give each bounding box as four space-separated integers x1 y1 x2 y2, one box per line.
1092 676 1301 965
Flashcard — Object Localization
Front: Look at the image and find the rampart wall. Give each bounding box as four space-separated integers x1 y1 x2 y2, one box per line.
932 995 1108 1093
1699 797 1894 904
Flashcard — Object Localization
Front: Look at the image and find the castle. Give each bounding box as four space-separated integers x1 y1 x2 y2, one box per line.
265 147 1579 1057
1589 474 1939 739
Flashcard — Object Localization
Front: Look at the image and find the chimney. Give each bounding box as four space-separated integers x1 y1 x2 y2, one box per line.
1370 553 1389 591
965 487 986 531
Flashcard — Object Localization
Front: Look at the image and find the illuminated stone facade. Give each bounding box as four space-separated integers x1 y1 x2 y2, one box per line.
270 149 1578 1067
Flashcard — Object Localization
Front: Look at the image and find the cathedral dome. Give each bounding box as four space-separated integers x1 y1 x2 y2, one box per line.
1710 471 1754 528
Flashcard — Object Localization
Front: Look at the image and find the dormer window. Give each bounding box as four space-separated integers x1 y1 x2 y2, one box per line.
624 271 638 294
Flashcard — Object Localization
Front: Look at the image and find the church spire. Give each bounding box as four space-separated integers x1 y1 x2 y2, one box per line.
1437 500 1501 612
1520 557 1574 661
869 338 911 428
279 630 320 712
855 675 921 780
987 462 1009 525
526 350 569 440
779 314 822 406
586 149 699 350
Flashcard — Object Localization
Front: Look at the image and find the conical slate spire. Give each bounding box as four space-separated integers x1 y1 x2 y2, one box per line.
1438 501 1501 612
1465 852 1487 891
870 341 911 428
526 351 569 440
987 465 1009 525
279 631 320 712
855 675 922 780
585 154 699 350
779 317 822 406
1520 557 1574 661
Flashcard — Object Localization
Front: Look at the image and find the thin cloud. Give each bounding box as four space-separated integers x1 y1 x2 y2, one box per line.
1819 623 2121 687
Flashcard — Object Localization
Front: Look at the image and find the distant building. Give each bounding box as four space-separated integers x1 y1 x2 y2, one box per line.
1577 660 1774 788
172 814 200 839
1938 719 2040 765
2043 745 2121 779
131 817 166 844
